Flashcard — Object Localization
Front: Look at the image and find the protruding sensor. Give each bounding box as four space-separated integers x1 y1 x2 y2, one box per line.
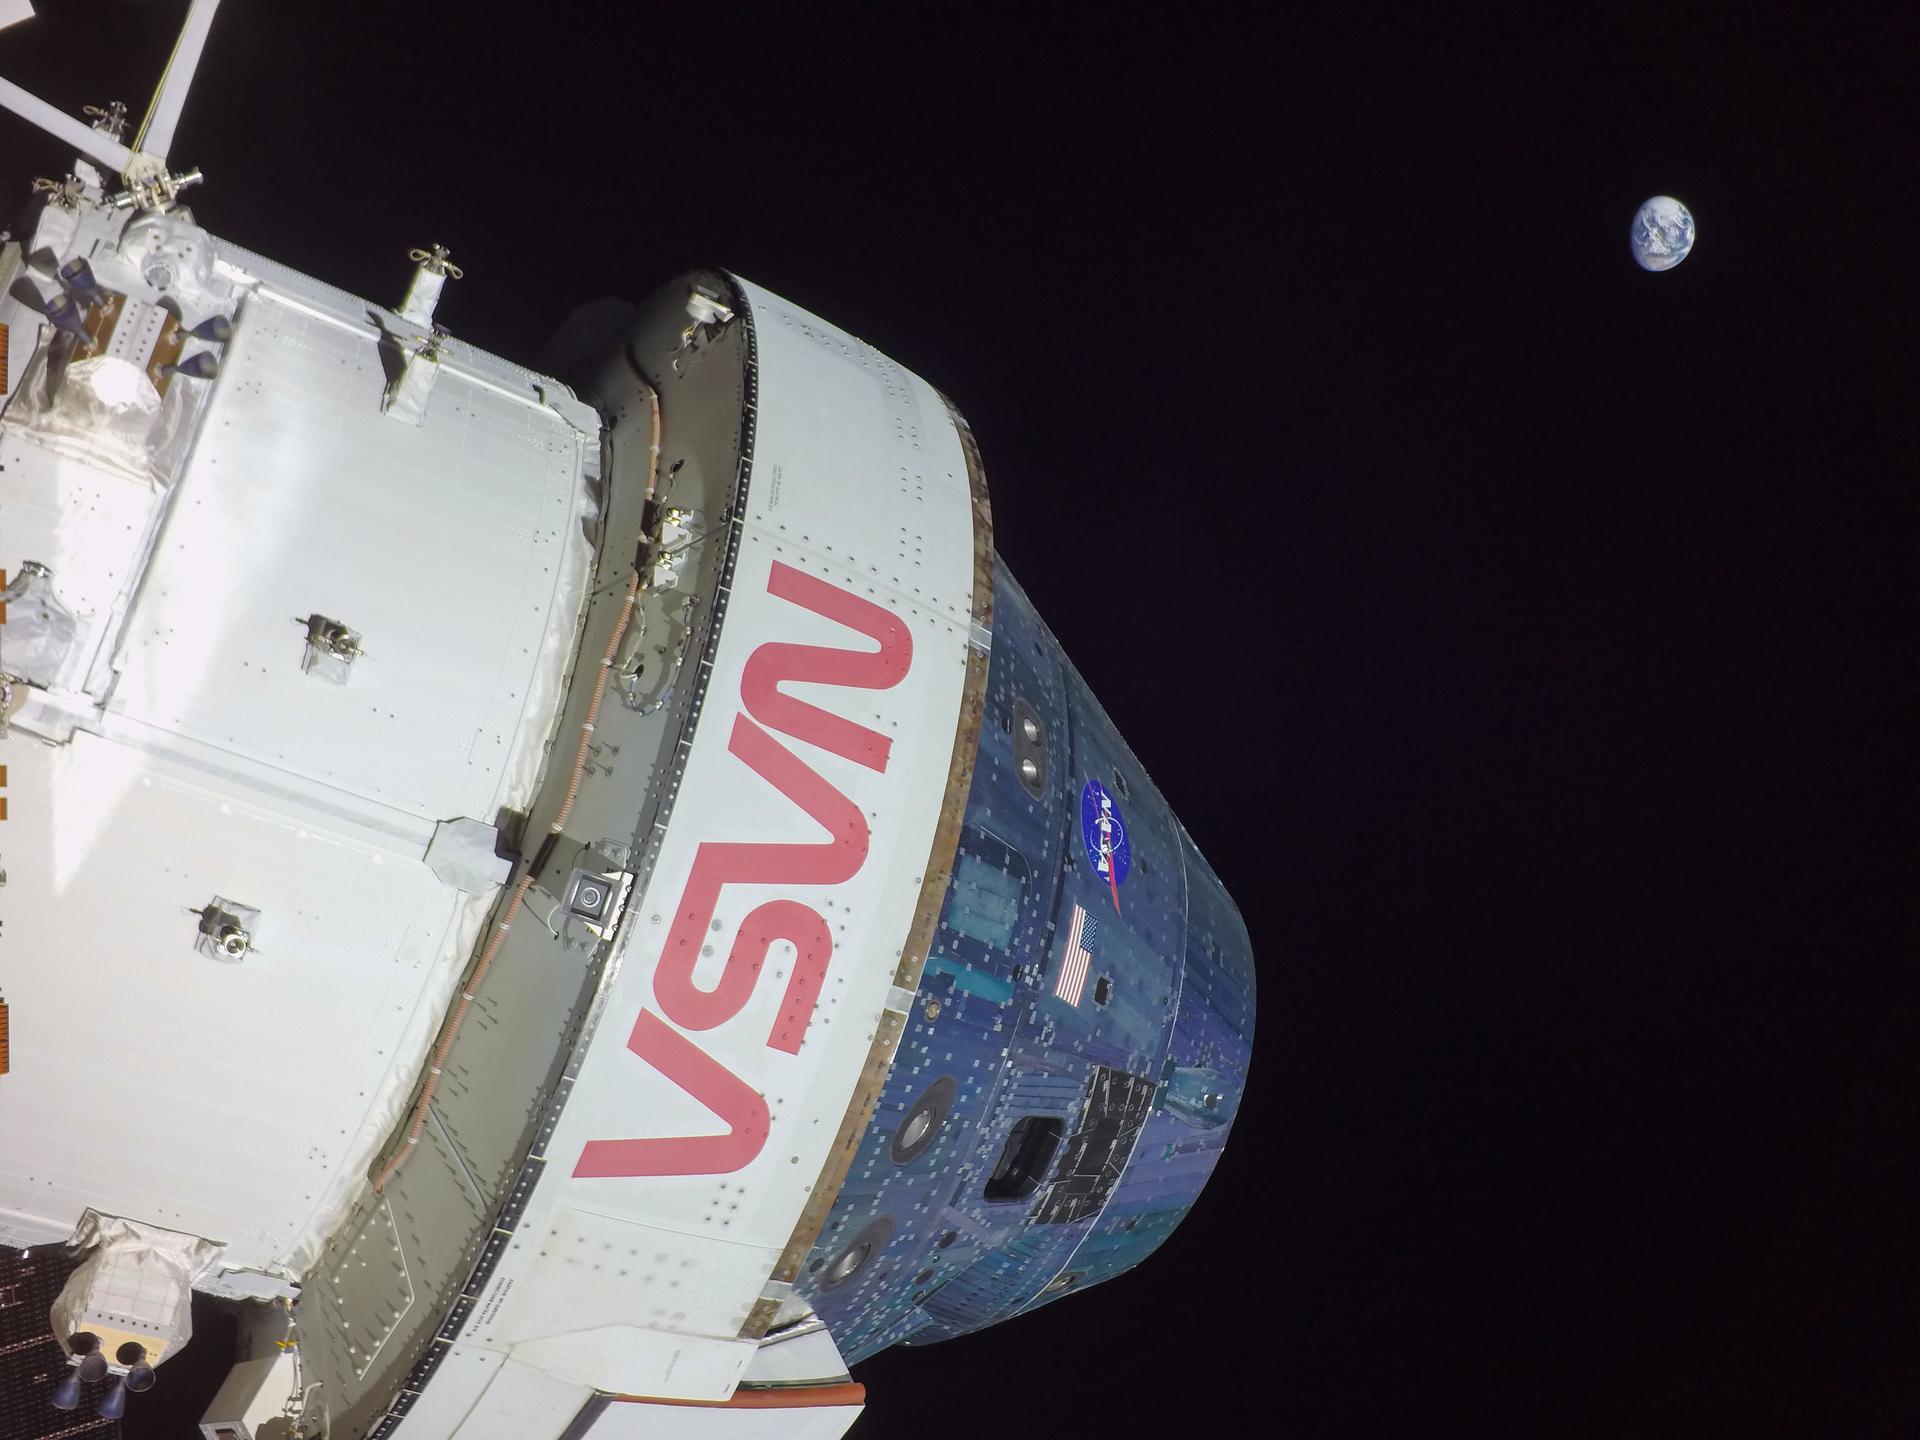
161 351 218 380
57 256 106 306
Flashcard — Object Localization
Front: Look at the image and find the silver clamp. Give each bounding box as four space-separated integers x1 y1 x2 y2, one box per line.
109 165 203 214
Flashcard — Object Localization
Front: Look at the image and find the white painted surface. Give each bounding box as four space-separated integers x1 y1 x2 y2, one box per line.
588 1401 864 1440
508 1325 758 1402
130 0 223 165
0 230 596 1279
3 223 969 1420
0 73 133 174
460 280 977 1397
0 442 165 696
106 284 587 823
742 1327 850 1386
446 1357 592 1440
196 1351 302 1438
0 730 483 1269
382 1344 507 1439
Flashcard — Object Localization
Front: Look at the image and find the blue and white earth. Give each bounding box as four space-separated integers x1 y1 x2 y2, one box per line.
1631 195 1695 272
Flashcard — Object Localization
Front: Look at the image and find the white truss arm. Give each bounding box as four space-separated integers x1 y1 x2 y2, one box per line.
131 0 223 166
0 74 134 174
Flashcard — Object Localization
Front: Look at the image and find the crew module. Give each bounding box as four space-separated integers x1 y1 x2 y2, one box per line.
0 4 1255 1435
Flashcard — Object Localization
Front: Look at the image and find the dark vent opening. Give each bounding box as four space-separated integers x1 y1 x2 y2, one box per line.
985 1115 1064 1203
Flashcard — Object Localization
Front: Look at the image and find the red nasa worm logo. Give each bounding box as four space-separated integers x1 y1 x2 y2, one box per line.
573 559 912 1179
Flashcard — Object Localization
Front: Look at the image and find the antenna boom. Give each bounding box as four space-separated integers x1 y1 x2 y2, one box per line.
131 0 223 165
0 74 133 174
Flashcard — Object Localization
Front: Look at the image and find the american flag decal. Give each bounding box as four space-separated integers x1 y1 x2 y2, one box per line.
1055 903 1096 1006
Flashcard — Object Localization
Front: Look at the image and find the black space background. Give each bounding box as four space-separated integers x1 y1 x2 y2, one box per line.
4 2 1917 1436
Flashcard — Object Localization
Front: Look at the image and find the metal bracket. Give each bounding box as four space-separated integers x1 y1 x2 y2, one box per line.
193 897 259 962
562 865 634 948
296 614 363 683
397 244 461 330
82 102 129 141
30 175 84 211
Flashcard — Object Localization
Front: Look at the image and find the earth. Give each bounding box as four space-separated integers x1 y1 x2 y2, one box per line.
1631 195 1695 271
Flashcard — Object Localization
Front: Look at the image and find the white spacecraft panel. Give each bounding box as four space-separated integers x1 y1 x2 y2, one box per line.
507 1324 759 1408
740 1326 852 1386
210 239 604 439
0 729 488 1273
0 228 601 1284
439 1357 593 1440
0 439 165 696
105 282 592 824
453 283 977 1401
588 1399 864 1440
375 1343 509 1439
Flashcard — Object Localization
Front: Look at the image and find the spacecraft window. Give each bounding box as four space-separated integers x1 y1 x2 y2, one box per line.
984 1115 1065 1203
1011 695 1048 798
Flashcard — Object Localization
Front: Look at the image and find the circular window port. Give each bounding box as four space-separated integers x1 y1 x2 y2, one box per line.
820 1214 894 1291
890 1075 956 1164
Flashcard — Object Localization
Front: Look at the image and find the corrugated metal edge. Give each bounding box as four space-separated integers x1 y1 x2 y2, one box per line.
738 391 996 1340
